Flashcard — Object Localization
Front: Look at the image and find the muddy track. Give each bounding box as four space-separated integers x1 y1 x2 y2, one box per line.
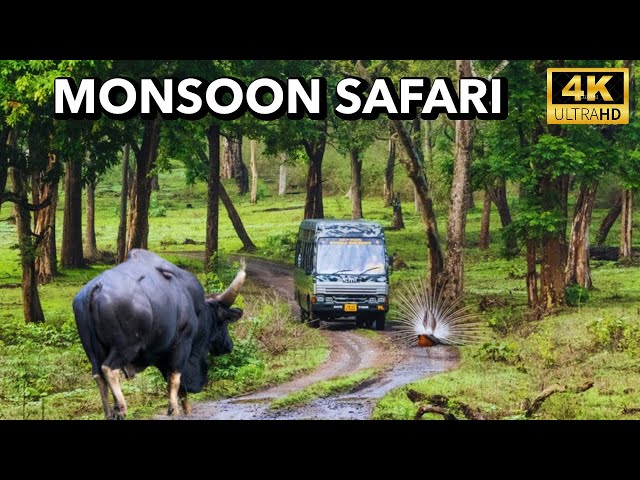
172 253 458 420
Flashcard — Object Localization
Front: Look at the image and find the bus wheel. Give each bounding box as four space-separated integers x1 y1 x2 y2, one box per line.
307 301 320 328
374 313 386 331
355 317 364 329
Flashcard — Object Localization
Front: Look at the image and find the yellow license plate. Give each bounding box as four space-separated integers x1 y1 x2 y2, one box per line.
344 304 358 312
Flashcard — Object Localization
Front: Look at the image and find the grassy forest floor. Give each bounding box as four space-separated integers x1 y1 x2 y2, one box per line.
1 146 640 419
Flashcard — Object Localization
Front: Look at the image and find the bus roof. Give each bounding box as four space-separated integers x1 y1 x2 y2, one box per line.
299 219 384 237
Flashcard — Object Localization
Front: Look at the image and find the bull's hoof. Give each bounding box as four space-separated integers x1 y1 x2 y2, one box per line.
112 405 126 420
167 407 178 417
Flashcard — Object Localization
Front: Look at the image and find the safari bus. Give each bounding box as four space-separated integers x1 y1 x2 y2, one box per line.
293 219 392 330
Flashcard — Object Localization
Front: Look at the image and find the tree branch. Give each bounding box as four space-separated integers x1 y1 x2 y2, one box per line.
415 405 457 420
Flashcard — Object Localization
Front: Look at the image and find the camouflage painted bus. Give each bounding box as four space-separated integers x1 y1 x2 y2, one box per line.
293 219 391 330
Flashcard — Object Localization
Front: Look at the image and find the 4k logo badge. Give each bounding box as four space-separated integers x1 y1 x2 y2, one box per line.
547 68 629 124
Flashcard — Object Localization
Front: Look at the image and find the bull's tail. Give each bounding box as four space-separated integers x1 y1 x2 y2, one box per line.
73 281 106 377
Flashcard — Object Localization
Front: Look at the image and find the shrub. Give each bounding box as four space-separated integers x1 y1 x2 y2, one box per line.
476 341 521 364
261 231 297 261
565 284 590 307
486 307 524 336
149 196 167 217
588 315 640 354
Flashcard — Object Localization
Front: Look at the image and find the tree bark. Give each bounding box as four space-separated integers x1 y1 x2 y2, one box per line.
479 188 491 250
441 60 473 299
9 152 45 323
116 145 130 263
278 152 287 196
29 121 59 284
356 60 443 286
489 178 517 255
302 122 327 220
566 182 597 288
127 117 162 253
595 192 622 246
205 124 220 272
392 193 405 229
383 130 395 208
33 156 59 284
84 153 98 259
539 175 567 310
220 182 256 252
392 119 444 287
250 139 258 204
350 147 363 219
526 238 539 308
222 133 248 195
61 157 84 268
620 189 633 260
414 185 420 213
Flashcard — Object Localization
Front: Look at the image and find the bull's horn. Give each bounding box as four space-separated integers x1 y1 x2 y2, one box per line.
216 259 246 307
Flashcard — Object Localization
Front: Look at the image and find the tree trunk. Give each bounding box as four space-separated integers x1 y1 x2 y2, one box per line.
205 124 221 272
539 174 567 310
391 119 444 287
250 139 258 204
29 121 59 284
303 123 327 220
467 190 475 210
489 178 517 255
620 189 633 260
479 188 491 250
383 131 395 207
350 147 363 219
127 117 162 253
442 61 473 299
595 192 622 246
566 182 597 288
219 182 256 252
117 145 130 263
414 185 420 213
278 152 287 196
392 193 405 229
84 152 98 260
356 60 443 286
222 134 249 195
526 238 539 308
61 157 84 268
423 119 433 166
34 158 59 284
9 160 45 323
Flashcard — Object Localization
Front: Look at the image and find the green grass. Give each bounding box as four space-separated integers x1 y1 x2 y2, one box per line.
270 368 379 410
1 140 640 419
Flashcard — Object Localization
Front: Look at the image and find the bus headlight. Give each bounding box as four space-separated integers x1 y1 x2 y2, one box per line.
325 297 334 304
316 295 325 303
377 296 387 304
369 297 377 304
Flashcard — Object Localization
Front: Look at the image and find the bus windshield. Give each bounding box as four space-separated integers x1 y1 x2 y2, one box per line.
316 238 386 275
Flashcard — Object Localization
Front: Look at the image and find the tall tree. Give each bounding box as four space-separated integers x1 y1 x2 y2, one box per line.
278 152 288 196
479 189 491 250
249 139 258 204
221 133 249 195
595 192 622 246
127 117 162 252
117 145 130 263
441 60 474 299
383 127 396 207
84 152 99 259
205 124 220 271
61 144 84 267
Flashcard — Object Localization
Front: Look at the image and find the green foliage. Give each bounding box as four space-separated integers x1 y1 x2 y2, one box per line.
588 315 640 354
149 195 167 218
261 231 298 261
486 307 524 336
565 284 590 307
476 341 521 364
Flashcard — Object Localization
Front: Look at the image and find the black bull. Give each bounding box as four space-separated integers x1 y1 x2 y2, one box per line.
73 249 245 419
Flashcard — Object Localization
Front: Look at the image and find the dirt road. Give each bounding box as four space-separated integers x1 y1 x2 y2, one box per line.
179 255 458 420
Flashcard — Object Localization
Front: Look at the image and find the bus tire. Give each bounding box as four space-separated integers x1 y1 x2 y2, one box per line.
374 313 386 331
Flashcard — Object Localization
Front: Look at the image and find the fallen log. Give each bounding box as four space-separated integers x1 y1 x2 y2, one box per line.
590 246 640 261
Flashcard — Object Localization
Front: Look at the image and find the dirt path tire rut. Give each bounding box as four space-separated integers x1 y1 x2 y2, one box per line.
174 254 457 420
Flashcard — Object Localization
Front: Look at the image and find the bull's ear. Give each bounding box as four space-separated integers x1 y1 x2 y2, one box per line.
225 307 243 323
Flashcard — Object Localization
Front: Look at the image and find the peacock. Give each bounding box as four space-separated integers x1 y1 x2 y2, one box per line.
394 279 486 347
